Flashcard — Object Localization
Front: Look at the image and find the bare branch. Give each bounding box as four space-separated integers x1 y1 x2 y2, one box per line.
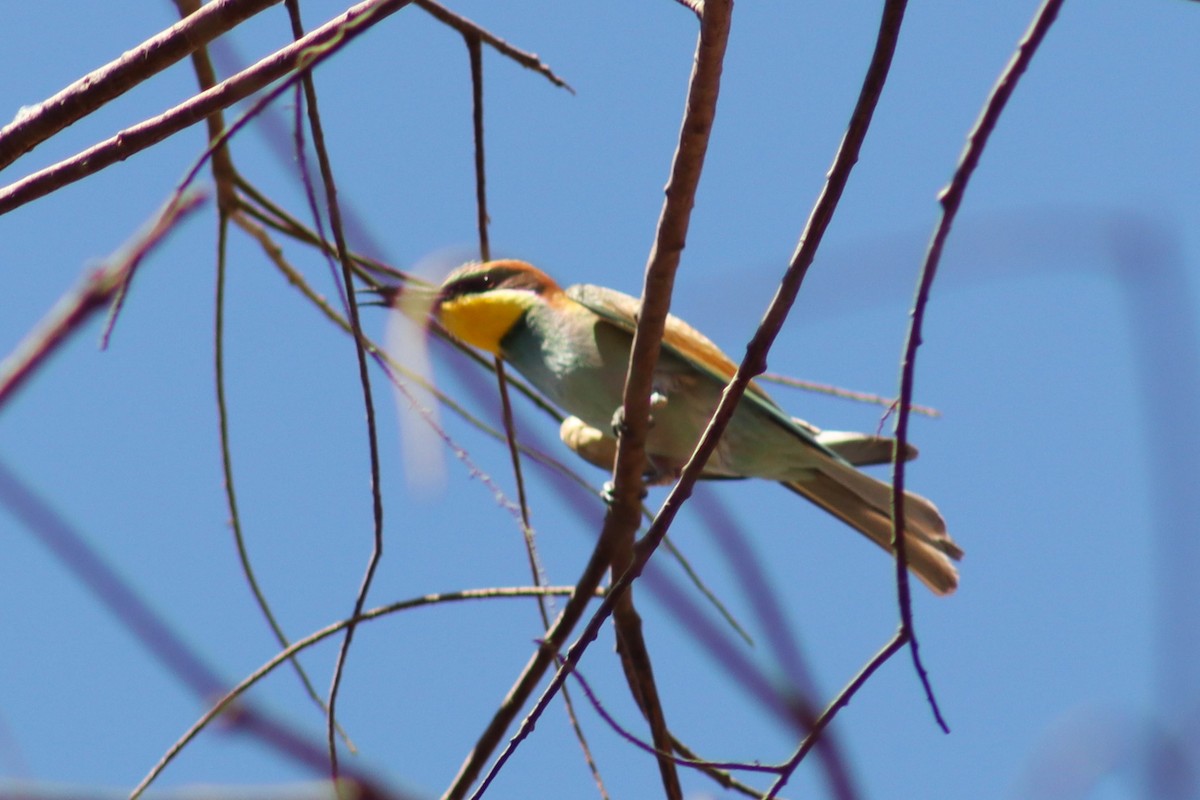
417 0 574 93
766 633 909 799
463 3 734 797
891 0 1064 730
133 585 589 799
760 372 941 418
0 0 415 217
0 0 281 170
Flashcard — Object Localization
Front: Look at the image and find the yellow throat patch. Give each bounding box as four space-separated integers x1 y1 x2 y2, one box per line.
437 289 531 355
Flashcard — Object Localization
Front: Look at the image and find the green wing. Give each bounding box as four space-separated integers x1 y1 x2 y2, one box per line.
565 283 843 460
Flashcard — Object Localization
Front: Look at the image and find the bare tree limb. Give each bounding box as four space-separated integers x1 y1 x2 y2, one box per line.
0 0 281 170
0 0 415 217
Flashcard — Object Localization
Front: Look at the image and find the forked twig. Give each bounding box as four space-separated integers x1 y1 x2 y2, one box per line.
418 0 574 93
461 30 610 799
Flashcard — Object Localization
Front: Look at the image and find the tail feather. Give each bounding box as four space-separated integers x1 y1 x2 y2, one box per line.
783 460 962 595
814 429 917 467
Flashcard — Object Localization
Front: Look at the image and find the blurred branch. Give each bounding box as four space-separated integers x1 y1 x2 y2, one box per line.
0 0 281 170
0 191 204 408
891 0 1063 732
0 458 398 800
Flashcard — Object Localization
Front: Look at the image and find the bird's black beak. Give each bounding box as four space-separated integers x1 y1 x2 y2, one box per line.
357 283 400 308
358 280 440 324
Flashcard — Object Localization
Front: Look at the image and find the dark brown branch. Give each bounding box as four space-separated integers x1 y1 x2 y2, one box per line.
0 0 281 170
0 0 414 217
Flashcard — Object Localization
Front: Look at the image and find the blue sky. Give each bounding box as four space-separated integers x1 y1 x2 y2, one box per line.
2 1 1199 798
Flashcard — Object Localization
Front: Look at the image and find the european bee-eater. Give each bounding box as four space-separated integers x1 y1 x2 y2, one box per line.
396 259 962 594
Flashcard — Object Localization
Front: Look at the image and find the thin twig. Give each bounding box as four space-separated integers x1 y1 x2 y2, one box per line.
462 30 609 798
164 0 350 751
417 0 574 93
273 0 388 780
567 664 781 776
891 0 1064 732
669 737 775 799
765 633 908 799
131 586 590 799
759 372 941 418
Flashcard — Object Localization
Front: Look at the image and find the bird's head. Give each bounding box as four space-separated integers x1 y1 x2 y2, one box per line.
433 260 561 355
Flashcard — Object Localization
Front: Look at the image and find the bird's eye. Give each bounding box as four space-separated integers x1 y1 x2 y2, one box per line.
464 274 494 293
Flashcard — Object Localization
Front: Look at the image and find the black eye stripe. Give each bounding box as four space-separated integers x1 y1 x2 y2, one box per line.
440 263 547 301
441 272 496 299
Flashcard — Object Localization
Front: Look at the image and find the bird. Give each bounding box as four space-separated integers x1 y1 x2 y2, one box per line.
387 259 963 594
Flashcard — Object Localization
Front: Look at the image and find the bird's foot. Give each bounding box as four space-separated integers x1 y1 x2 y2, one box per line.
610 392 667 438
600 479 649 505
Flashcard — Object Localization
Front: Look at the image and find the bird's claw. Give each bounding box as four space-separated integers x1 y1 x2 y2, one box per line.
600 479 648 505
610 407 628 438
610 392 667 437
